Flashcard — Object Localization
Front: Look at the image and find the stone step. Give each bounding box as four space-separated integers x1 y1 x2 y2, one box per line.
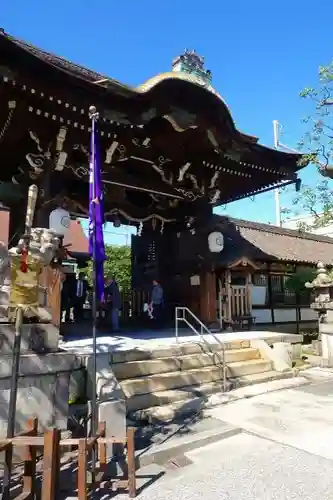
126 380 229 412
233 369 294 387
120 359 272 398
111 340 252 364
113 348 260 380
131 370 294 422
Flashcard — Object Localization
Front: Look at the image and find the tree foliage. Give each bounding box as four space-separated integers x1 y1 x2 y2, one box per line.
84 244 131 293
285 268 317 294
298 62 333 170
287 62 333 230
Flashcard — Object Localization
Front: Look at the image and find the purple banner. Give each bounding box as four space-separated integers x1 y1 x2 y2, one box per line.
89 120 106 302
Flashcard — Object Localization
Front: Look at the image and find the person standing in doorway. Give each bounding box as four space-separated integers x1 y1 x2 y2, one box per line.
104 276 121 332
61 272 76 322
150 279 164 328
74 272 88 323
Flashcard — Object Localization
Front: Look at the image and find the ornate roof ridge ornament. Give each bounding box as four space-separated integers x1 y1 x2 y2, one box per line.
172 49 212 86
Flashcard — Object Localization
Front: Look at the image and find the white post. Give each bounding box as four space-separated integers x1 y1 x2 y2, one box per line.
273 120 282 227
175 307 179 343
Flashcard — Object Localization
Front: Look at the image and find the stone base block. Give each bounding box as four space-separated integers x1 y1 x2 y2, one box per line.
0 322 60 353
88 398 127 460
312 340 322 356
0 351 82 438
321 357 333 368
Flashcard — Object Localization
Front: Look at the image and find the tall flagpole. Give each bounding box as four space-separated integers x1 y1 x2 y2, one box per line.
89 105 99 477
273 120 282 227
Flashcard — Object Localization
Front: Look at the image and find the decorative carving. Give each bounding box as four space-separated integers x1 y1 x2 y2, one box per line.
209 170 220 189
12 130 53 184
132 137 151 148
174 188 200 201
54 127 68 171
63 144 90 179
67 164 89 179
116 144 127 162
105 138 119 164
208 189 221 204
105 207 175 225
152 156 173 185
177 162 191 182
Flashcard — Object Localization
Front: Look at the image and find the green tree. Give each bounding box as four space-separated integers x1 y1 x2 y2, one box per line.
287 62 333 230
285 268 317 294
85 244 131 293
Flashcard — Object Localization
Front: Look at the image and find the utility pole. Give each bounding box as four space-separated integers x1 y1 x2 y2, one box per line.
273 120 282 227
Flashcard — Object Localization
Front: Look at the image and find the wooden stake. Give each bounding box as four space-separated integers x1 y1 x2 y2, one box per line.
127 427 136 498
98 421 106 468
41 428 60 500
22 418 38 498
78 439 87 500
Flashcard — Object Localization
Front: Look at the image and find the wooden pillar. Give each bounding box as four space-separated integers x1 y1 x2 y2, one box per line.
199 271 217 324
267 264 274 324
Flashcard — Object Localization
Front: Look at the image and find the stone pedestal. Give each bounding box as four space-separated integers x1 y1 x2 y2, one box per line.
0 322 60 353
320 332 333 368
84 353 127 458
306 262 333 367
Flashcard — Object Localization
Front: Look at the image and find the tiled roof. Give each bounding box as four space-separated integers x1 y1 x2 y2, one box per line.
63 220 89 255
214 215 333 266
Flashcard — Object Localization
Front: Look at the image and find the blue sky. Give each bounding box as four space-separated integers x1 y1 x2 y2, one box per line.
3 0 333 243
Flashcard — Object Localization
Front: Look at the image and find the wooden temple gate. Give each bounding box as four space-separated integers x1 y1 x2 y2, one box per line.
0 27 307 500
218 264 254 326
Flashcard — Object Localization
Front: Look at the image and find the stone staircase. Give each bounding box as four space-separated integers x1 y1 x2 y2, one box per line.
111 339 292 422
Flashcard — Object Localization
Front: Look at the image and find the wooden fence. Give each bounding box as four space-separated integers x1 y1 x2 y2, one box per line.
0 418 136 499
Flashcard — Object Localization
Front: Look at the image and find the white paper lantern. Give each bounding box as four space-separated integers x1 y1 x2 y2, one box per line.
49 207 71 236
208 231 224 253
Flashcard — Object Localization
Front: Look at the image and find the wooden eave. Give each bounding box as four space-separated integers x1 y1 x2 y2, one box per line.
226 256 260 270
0 30 306 210
0 30 305 165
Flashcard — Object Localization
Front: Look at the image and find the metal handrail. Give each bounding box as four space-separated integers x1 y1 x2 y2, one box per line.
175 306 227 392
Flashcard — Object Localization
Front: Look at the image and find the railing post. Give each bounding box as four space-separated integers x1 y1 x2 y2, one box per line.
222 340 227 392
175 307 179 343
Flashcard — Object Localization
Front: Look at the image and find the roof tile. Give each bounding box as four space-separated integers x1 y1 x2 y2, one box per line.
215 215 333 266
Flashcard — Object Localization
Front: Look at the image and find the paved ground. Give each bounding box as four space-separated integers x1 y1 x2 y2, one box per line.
206 373 333 460
60 329 300 353
135 434 333 500
125 369 333 499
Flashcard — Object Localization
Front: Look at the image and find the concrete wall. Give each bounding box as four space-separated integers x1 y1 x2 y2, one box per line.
252 307 317 324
